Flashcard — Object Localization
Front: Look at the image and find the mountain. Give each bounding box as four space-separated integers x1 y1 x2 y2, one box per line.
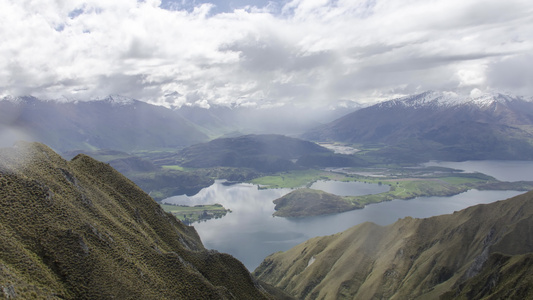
0 95 360 153
254 190 533 299
176 134 332 172
0 96 208 152
0 142 284 299
303 91 533 162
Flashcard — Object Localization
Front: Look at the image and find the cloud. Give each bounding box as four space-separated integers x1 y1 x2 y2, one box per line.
486 53 533 95
0 0 532 106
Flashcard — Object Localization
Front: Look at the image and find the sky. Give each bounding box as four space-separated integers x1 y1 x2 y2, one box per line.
1 0 532 108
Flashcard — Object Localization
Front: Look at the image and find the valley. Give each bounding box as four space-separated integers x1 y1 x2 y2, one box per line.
163 179 526 271
2 91 533 299
62 136 533 221
4 0 533 297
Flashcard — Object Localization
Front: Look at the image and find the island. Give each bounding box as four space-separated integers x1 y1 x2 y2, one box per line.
268 166 533 217
273 188 360 217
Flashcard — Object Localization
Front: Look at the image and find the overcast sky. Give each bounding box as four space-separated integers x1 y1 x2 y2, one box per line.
1 0 532 108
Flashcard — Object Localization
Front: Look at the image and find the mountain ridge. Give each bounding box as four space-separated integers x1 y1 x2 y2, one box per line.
376 90 533 110
0 142 280 299
0 95 359 147
254 190 533 299
0 96 209 151
303 91 533 162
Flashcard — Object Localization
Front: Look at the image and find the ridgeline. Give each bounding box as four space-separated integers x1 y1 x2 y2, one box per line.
255 190 533 299
0 142 284 299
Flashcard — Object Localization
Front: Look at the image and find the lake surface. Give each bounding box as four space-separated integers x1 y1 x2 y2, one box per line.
163 160 533 271
423 160 533 181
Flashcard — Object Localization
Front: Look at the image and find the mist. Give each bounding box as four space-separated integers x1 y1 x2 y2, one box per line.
0 127 33 148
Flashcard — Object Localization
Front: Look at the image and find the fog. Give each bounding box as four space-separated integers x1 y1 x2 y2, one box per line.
0 127 33 148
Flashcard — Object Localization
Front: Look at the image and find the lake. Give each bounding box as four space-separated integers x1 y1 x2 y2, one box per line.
423 160 533 181
163 160 533 271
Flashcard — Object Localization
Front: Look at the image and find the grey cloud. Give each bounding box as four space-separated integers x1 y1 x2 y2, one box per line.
452 1 532 29
95 74 153 98
124 37 158 59
486 54 533 95
2 0 533 107
222 37 293 72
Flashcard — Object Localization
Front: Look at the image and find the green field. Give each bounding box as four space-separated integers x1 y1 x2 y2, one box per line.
347 179 473 206
161 165 186 171
161 203 231 224
249 169 348 188
255 165 533 217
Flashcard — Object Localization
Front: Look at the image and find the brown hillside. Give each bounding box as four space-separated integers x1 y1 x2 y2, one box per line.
254 189 533 299
0 142 275 299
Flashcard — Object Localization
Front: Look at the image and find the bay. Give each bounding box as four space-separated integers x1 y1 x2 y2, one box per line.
423 160 533 181
163 160 533 271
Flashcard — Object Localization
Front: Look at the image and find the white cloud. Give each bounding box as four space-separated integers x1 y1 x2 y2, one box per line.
0 0 532 107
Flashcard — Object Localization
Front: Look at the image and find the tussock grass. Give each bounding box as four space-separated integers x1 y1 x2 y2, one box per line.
256 190 533 299
0 142 275 299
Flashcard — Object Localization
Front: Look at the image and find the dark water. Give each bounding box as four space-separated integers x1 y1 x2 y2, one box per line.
423 160 533 181
163 161 533 271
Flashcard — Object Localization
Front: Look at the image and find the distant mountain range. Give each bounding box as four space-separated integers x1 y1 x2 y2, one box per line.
0 95 355 153
255 190 533 299
303 91 533 162
0 95 208 152
4 91 533 162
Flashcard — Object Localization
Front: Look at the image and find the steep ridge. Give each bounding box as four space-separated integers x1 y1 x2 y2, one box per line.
254 190 533 299
303 91 533 161
0 142 276 299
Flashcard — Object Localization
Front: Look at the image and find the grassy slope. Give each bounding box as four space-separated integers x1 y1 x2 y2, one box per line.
0 142 275 299
250 169 347 189
254 190 533 299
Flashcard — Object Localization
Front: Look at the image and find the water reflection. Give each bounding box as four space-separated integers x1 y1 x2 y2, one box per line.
163 181 523 271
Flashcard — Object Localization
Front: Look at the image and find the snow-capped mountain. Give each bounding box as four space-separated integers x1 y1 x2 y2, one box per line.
377 91 468 109
303 91 533 162
93 94 136 106
377 90 532 110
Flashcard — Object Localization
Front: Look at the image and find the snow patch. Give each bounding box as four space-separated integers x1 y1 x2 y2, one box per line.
307 256 316 268
92 95 136 106
379 90 530 110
